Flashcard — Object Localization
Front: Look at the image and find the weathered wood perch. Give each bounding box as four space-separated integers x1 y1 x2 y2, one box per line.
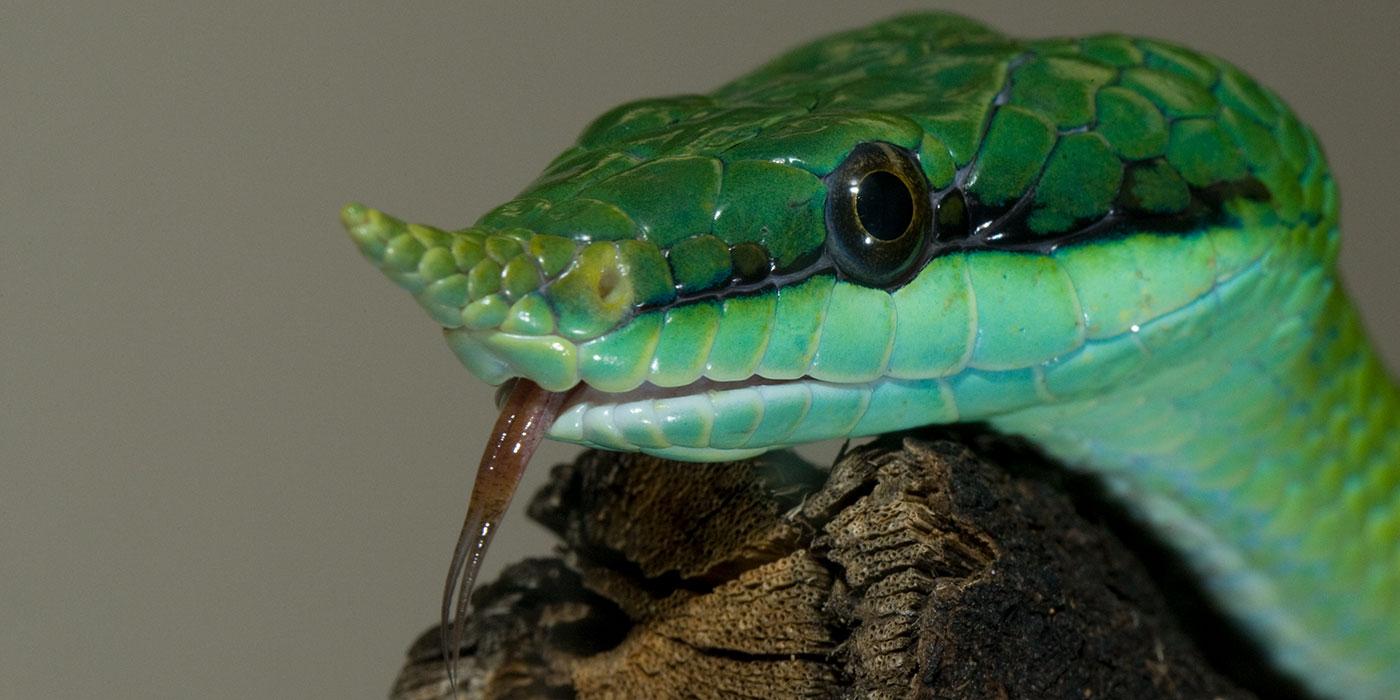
390 430 1267 699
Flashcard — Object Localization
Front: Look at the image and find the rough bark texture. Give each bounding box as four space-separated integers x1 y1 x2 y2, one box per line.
391 431 1254 700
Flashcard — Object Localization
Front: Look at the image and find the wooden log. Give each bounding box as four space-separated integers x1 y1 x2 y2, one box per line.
391 431 1258 699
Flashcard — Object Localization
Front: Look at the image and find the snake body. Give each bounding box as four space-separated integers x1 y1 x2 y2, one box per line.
344 13 1399 698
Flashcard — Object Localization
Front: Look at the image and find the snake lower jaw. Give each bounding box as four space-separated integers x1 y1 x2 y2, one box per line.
541 374 968 462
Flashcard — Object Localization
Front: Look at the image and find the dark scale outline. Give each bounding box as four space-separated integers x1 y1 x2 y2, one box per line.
631 46 1273 314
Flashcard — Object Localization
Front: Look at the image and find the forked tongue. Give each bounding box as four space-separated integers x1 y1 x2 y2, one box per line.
440 379 568 691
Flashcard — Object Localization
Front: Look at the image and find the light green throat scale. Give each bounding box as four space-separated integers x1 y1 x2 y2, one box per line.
343 13 1399 699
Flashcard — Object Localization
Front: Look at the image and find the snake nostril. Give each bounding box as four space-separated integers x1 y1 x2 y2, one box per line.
597 266 620 300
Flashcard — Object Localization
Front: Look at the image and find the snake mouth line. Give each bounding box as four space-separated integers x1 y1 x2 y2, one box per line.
497 375 809 413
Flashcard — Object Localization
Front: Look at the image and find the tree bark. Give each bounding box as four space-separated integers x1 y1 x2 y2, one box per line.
390 431 1255 700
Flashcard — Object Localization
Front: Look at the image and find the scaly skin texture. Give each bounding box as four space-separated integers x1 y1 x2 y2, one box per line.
344 13 1400 699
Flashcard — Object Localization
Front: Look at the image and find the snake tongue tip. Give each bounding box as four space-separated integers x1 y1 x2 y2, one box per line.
441 379 569 691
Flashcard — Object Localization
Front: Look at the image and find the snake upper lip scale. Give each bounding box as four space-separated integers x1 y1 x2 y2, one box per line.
344 12 1400 699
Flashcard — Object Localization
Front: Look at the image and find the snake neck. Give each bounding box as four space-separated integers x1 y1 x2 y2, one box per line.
993 254 1400 697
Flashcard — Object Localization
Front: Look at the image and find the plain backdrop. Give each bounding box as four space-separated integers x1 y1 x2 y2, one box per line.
5 2 1397 698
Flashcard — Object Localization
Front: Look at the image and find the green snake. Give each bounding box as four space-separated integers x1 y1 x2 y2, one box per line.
343 13 1399 699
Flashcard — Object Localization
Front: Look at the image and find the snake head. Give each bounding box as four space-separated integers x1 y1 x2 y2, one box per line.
345 12 1337 461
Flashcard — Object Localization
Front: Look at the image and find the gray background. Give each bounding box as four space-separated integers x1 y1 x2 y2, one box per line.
5 1 1397 698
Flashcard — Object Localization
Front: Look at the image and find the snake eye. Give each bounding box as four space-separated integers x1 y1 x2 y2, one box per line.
824 142 931 286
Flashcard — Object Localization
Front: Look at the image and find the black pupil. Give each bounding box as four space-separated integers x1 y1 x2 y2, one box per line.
855 170 913 241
